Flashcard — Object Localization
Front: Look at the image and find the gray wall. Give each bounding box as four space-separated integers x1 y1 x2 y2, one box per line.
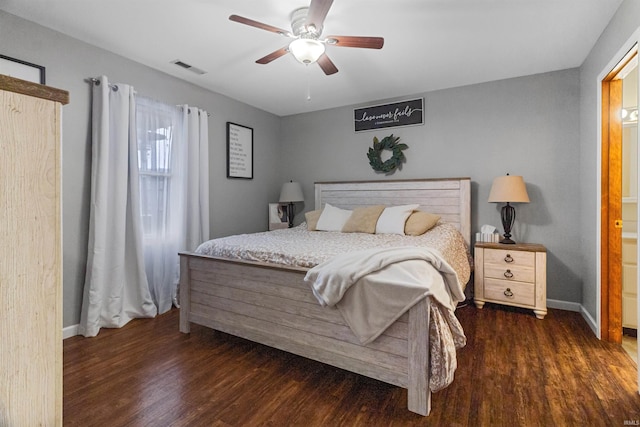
5 0 638 330
281 69 582 304
0 10 283 327
579 0 640 322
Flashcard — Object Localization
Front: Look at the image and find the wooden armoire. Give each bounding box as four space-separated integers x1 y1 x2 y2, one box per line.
0 74 68 426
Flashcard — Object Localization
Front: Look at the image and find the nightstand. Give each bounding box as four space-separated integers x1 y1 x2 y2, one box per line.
474 242 547 319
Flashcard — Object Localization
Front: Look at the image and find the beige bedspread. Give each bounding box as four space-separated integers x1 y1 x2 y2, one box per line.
195 222 471 285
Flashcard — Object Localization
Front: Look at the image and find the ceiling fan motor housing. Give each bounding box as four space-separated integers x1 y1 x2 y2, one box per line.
291 7 321 38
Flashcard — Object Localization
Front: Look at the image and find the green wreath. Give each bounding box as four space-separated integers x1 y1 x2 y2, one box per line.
367 134 408 173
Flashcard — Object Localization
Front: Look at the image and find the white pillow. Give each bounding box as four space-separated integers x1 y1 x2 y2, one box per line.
375 204 420 235
316 203 353 231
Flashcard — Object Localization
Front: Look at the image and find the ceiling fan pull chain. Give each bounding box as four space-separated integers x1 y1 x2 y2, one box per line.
306 64 312 101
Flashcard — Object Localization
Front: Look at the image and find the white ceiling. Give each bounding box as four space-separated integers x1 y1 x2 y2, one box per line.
0 0 623 116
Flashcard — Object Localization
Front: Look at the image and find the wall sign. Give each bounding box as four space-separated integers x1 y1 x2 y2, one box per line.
354 98 424 132
226 122 253 179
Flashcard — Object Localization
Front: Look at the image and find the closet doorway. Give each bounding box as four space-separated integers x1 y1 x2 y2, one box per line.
601 45 638 359
621 59 639 359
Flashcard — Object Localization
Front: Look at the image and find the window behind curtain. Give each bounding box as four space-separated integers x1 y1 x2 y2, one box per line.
137 113 174 239
136 100 183 242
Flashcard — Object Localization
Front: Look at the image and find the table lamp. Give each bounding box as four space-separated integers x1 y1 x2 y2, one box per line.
279 181 304 228
488 174 530 244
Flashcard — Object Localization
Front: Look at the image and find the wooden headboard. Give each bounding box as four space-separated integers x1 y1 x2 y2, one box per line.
314 178 471 247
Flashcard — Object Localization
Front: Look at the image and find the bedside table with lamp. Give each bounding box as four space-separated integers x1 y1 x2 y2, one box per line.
474 174 547 319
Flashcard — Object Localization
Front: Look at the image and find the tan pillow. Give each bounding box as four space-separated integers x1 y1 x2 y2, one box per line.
342 205 386 234
405 211 441 236
305 209 323 231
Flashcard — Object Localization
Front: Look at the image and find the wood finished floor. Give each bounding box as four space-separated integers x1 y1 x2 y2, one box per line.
64 304 640 426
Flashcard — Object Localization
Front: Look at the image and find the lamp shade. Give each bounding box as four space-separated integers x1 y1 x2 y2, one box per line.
488 175 530 203
279 181 304 203
289 38 325 64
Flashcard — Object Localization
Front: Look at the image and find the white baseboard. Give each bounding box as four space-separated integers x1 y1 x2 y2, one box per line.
546 299 581 312
63 324 79 339
579 305 599 337
546 299 598 337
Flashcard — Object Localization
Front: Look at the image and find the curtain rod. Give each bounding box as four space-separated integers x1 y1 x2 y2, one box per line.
178 105 211 117
86 77 210 117
86 77 118 91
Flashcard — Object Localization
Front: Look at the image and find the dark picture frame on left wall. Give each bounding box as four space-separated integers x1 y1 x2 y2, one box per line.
0 55 46 85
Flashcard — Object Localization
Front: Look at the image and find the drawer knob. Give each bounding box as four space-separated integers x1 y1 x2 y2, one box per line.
504 269 514 279
504 288 514 297
504 254 514 263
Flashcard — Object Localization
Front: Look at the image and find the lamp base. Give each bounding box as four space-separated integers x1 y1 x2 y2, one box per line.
500 203 517 245
287 202 295 228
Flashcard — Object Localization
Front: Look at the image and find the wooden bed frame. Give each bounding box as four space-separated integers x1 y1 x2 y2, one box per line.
179 178 471 416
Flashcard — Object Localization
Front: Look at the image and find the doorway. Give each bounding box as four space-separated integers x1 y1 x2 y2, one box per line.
601 46 638 351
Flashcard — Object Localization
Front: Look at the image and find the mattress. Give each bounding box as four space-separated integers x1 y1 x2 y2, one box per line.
195 221 471 285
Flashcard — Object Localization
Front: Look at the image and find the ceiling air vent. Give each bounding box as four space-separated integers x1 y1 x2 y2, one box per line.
170 59 207 75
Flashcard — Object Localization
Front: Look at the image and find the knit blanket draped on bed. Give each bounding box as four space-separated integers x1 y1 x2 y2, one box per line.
304 246 467 392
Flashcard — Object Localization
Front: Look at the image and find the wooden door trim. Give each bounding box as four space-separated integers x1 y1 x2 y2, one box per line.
601 79 610 342
601 78 623 343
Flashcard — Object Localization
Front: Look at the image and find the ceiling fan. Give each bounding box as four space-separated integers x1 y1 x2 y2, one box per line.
229 0 384 75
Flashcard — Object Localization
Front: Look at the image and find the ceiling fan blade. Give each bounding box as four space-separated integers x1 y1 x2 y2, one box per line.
325 35 384 49
256 47 289 64
306 0 334 31
229 15 292 37
317 54 338 75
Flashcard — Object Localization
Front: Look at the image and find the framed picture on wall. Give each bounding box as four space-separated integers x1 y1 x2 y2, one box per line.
0 54 46 84
269 203 289 230
226 122 253 179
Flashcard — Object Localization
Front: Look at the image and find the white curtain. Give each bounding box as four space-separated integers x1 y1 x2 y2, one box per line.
136 97 185 314
137 100 210 314
79 76 157 337
183 105 210 253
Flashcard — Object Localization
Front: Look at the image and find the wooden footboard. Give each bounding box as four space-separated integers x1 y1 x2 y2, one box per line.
179 253 432 416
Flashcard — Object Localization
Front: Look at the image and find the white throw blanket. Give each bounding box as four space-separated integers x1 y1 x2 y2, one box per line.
304 247 465 345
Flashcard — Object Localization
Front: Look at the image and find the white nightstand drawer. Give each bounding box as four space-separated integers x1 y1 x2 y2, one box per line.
484 248 535 268
484 264 535 283
484 278 535 307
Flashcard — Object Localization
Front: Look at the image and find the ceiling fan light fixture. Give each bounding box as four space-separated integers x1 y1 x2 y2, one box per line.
289 38 325 64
